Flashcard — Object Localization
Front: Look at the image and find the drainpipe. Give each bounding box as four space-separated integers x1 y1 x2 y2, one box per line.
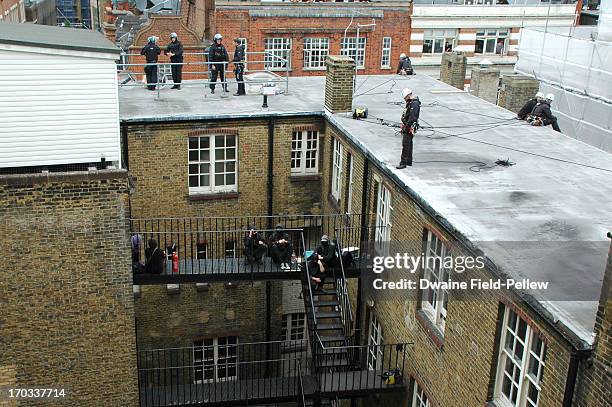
354 157 370 345
562 348 590 406
265 118 275 370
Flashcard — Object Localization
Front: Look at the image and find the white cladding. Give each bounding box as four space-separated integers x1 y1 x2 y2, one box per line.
0 45 120 168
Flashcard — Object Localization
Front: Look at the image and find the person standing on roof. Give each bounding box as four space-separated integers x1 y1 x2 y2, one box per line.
164 32 184 90
232 38 246 96
208 33 229 94
396 53 414 75
140 36 161 91
397 88 421 169
517 91 544 120
531 93 561 132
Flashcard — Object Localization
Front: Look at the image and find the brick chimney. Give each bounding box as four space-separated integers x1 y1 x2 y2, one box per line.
497 74 540 114
440 51 467 90
325 55 356 113
470 61 500 105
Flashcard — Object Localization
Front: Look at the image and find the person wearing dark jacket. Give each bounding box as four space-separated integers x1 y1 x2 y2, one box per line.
397 88 421 169
208 33 229 94
532 94 561 132
314 235 339 270
517 92 544 120
245 227 267 265
144 239 165 274
269 224 292 270
396 53 414 75
164 32 184 89
141 36 161 91
232 38 246 96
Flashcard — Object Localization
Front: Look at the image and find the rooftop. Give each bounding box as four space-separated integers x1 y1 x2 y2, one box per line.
0 22 119 55
119 74 612 347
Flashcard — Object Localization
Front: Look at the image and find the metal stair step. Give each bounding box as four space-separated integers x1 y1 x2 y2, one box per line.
318 334 347 343
313 300 340 307
317 358 350 368
316 323 343 331
312 289 337 296
316 311 341 319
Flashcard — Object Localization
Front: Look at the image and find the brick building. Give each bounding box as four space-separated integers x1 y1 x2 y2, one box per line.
0 0 26 22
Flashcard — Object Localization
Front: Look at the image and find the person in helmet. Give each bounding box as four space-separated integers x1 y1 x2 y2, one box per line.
140 36 161 91
397 88 421 169
396 53 414 75
517 91 544 120
164 32 184 89
208 33 229 94
531 93 561 132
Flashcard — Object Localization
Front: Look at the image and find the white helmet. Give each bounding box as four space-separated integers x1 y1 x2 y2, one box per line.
535 91 544 99
402 88 413 99
545 93 555 102
400 53 407 59
214 33 223 41
170 32 178 39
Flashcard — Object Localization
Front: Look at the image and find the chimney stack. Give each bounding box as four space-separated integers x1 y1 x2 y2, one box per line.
325 55 356 113
440 51 467 90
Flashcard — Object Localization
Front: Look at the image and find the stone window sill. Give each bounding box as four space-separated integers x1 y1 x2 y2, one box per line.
416 309 445 350
188 192 239 201
289 174 321 182
327 193 341 212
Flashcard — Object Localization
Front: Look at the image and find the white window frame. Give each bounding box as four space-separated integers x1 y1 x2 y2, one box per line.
494 307 546 407
475 29 509 55
237 37 248 70
421 230 450 332
381 37 392 68
346 153 354 214
281 312 307 343
331 138 343 202
264 38 291 70
188 135 237 194
367 313 383 371
423 29 457 55
303 37 329 70
411 381 432 407
291 130 319 175
374 181 393 253
193 336 239 383
341 36 367 69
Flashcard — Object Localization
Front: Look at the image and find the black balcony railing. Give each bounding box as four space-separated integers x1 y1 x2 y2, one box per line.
137 339 409 406
130 214 372 284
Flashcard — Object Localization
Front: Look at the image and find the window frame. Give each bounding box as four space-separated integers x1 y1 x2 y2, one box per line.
264 37 292 70
193 336 239 383
374 181 393 253
420 229 450 333
341 36 367 69
367 313 383 371
280 312 307 343
188 134 238 195
422 29 457 55
345 153 354 214
303 37 330 70
494 307 547 407
331 138 344 202
475 29 509 55
381 37 392 68
411 381 432 407
291 130 319 175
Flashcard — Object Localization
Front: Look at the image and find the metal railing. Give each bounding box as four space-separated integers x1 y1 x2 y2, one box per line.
312 335 409 394
137 340 310 406
297 359 307 407
334 240 354 340
117 51 290 97
130 214 365 280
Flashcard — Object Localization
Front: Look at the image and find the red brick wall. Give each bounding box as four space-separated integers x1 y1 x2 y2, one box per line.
215 6 411 76
0 0 24 22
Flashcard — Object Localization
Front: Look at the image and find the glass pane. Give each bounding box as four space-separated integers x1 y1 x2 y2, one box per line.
215 174 224 186
200 137 209 149
423 40 433 54
475 39 484 54
189 137 198 149
216 148 225 160
200 175 209 186
189 176 198 187
215 136 225 147
200 163 209 174
226 174 235 185
434 39 443 53
189 151 198 161
485 39 495 53
189 164 198 174
226 136 236 147
200 150 210 161
215 162 224 173
226 148 236 160
226 162 235 172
